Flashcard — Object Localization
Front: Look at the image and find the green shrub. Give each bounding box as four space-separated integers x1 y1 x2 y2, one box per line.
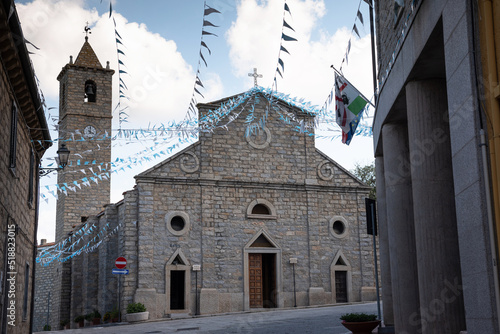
43 324 51 331
93 309 101 319
74 315 84 323
126 302 146 314
340 313 377 322
103 312 111 321
110 307 120 319
60 319 69 327
84 312 93 321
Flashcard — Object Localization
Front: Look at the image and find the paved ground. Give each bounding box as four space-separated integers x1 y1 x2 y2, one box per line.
37 302 381 334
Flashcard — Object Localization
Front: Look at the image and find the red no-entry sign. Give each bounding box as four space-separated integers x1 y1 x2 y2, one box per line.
115 257 127 269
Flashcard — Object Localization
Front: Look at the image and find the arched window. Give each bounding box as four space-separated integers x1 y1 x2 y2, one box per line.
84 80 97 103
247 199 277 219
251 204 270 215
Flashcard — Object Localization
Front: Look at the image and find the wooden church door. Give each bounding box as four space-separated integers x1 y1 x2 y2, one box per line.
249 253 263 308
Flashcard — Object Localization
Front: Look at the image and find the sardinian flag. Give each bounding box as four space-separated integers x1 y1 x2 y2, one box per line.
335 72 368 135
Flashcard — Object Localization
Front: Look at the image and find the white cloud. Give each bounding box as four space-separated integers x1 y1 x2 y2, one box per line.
17 0 224 127
226 0 375 166
226 0 373 103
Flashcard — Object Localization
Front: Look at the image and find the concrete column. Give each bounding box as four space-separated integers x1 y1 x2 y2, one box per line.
406 79 466 334
382 123 420 333
375 156 394 328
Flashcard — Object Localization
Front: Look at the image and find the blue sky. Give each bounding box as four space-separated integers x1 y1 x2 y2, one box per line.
15 0 376 242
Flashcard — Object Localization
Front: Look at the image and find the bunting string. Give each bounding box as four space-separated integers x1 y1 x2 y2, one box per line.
271 0 297 92
109 5 130 127
339 0 366 73
184 2 221 120
38 86 374 204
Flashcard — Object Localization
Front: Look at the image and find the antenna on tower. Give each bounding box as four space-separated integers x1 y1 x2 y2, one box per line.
84 22 92 41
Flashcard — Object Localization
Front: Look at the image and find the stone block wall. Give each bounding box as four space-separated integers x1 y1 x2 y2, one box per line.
375 0 419 84
33 247 57 332
0 31 45 332
130 96 373 318
55 61 113 242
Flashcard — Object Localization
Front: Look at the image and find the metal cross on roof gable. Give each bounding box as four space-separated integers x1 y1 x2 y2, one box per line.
248 68 263 87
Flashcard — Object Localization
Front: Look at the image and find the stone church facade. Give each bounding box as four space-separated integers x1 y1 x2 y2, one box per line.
70 94 377 321
34 37 376 327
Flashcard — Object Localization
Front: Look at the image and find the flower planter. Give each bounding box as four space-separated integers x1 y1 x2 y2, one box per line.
126 311 149 322
77 320 84 328
92 318 101 325
341 320 381 334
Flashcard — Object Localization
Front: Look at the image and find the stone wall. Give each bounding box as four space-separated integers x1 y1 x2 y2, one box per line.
0 8 47 331
33 246 57 331
131 95 373 318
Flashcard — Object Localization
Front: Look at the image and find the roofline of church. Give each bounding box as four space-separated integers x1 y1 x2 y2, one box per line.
133 141 369 191
315 148 369 188
196 87 316 118
135 142 201 179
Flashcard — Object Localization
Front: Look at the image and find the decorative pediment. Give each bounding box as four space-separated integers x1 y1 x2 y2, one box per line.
331 249 351 269
244 229 280 249
166 249 190 266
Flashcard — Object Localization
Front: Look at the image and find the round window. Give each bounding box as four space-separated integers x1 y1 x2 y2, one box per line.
165 212 190 236
329 216 349 238
170 216 185 231
332 221 345 235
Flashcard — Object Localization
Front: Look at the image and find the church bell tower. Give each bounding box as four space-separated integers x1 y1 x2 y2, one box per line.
55 35 114 242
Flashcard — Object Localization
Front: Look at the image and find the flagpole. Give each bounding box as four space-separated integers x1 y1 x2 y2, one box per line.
330 66 375 108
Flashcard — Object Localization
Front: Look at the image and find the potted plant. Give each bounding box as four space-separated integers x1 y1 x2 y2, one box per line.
43 324 51 331
91 309 101 325
103 312 111 323
60 319 70 330
74 315 85 328
110 307 120 322
340 313 380 334
125 302 149 322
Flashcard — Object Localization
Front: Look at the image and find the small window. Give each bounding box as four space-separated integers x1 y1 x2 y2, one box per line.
28 149 35 206
332 221 345 235
329 216 349 239
247 199 277 219
165 212 190 236
23 263 29 320
251 204 270 215
84 80 97 103
9 101 18 172
61 83 66 107
171 216 185 232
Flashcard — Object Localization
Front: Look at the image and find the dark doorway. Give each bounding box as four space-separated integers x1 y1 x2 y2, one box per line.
335 271 348 302
249 253 276 308
170 270 185 309
262 253 276 308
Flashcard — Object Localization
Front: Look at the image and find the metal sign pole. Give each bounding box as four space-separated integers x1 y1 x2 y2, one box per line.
371 203 382 321
118 275 121 322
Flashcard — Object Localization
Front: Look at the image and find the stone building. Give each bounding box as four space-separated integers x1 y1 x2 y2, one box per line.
0 1 51 332
35 32 376 328
32 36 114 330
373 0 500 333
66 90 377 323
